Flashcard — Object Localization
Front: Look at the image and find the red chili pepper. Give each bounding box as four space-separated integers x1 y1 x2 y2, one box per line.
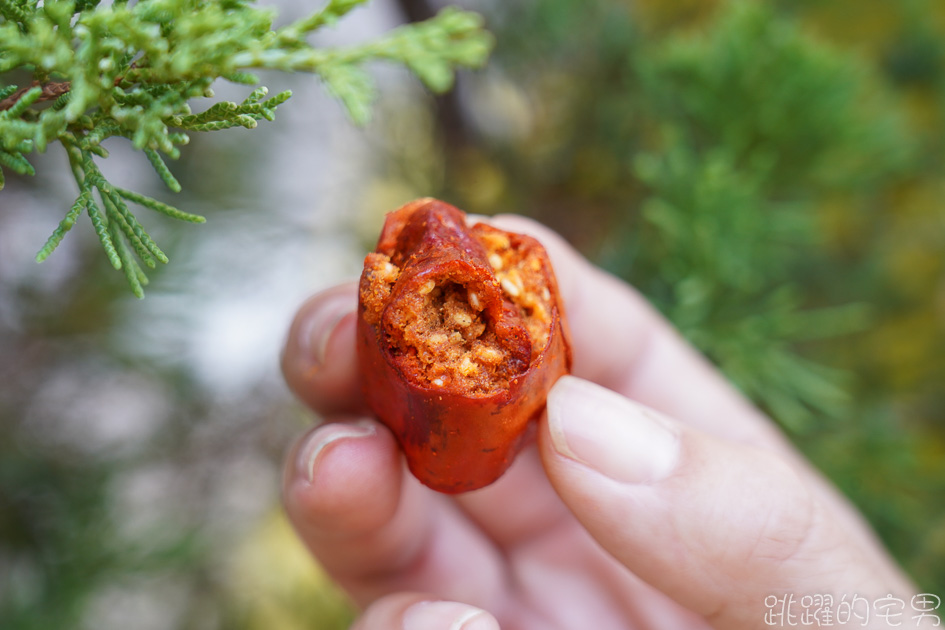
358 198 572 493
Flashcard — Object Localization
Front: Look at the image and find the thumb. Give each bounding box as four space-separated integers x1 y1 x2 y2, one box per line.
540 376 905 629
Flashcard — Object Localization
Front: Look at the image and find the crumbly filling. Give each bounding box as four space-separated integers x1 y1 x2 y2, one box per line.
474 227 552 352
361 231 554 393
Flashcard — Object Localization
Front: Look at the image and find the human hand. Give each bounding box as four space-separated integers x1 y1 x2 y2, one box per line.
281 215 927 629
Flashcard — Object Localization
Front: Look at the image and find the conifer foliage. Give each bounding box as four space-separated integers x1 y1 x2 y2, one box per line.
0 0 492 296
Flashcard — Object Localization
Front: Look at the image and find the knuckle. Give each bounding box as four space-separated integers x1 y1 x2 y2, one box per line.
745 457 818 567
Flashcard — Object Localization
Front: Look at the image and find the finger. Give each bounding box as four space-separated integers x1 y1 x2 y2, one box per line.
282 419 508 610
488 214 785 450
540 376 916 629
452 444 572 548
493 217 900 570
352 593 499 630
281 283 364 416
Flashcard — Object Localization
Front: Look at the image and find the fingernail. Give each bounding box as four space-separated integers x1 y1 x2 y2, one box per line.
403 601 497 630
297 290 356 369
547 376 679 484
297 420 376 483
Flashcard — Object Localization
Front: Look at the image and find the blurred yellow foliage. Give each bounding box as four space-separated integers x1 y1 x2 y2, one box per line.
228 509 354 630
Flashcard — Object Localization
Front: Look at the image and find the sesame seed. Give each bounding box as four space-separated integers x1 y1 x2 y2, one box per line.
500 276 521 297
475 346 503 364
459 356 478 375
428 333 448 346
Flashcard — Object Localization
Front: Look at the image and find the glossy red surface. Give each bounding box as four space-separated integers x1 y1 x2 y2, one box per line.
358 199 571 493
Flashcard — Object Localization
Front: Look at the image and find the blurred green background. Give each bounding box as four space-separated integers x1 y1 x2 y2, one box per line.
1 0 943 628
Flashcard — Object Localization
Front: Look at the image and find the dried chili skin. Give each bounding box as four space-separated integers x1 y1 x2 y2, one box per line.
357 198 571 493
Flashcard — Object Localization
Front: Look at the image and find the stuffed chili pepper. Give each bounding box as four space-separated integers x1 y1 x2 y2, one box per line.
358 198 572 493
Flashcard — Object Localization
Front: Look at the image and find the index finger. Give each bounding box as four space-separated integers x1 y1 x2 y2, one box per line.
281 282 365 417
489 215 787 449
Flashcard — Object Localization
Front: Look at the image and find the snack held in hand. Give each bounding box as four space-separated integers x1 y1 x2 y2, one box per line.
358 198 572 493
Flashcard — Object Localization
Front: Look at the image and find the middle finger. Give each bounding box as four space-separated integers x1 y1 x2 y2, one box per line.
282 418 511 610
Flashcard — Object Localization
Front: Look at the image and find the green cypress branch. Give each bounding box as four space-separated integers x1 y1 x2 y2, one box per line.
103 187 168 264
104 192 160 269
0 85 42 118
115 187 206 223
35 190 90 262
0 148 35 176
274 0 365 43
74 0 101 13
86 201 123 271
144 148 182 192
86 143 108 158
1 0 493 295
243 86 268 103
109 217 147 298
223 71 260 85
81 152 169 267
0 0 29 25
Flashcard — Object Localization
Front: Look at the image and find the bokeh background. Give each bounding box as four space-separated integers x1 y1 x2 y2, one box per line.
2 0 944 628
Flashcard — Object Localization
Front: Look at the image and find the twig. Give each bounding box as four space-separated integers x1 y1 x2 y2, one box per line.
0 81 72 112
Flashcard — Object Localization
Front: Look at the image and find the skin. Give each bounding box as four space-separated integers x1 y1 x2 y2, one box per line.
281 215 930 630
